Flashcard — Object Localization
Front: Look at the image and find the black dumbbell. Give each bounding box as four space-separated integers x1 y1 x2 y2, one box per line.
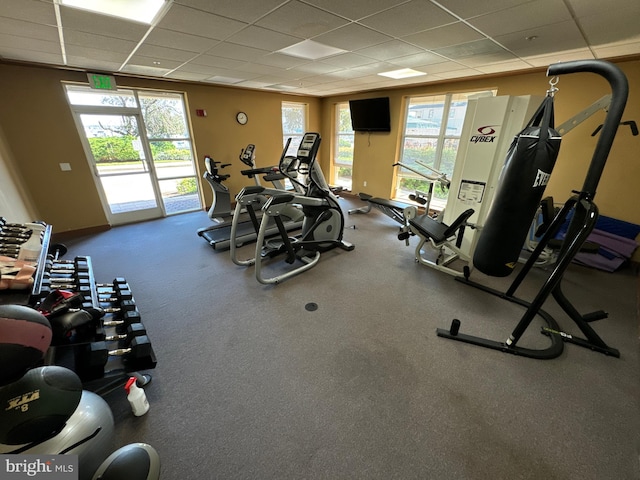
79 335 153 370
97 278 129 294
103 322 147 344
101 299 138 317
98 289 133 303
97 277 128 289
103 309 142 333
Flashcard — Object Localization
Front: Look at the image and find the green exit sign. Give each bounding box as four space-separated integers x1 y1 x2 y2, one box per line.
87 73 117 90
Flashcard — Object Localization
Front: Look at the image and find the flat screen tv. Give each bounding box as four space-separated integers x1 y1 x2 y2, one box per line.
349 97 391 132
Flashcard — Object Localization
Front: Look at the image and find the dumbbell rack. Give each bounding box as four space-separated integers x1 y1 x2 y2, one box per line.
42 256 157 395
0 221 52 305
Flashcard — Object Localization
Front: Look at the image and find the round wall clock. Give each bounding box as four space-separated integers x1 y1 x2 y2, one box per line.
236 112 248 125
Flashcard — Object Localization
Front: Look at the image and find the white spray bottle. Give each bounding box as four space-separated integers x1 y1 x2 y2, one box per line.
125 376 149 416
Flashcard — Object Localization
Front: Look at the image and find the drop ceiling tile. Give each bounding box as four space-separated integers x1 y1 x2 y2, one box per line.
144 29 219 53
313 23 392 51
288 62 342 75
468 0 572 38
386 51 447 67
127 54 183 70
65 57 123 72
0 0 57 25
66 44 129 64
173 0 285 23
247 74 293 85
0 33 61 54
170 62 219 75
355 40 424 61
577 4 640 46
164 70 212 82
359 0 458 37
64 30 137 54
236 62 291 76
303 0 412 22
60 6 149 42
433 39 507 59
319 53 378 68
402 22 485 50
189 54 246 69
157 4 247 41
254 52 309 69
226 25 303 51
495 21 587 57
121 64 173 76
135 44 199 62
0 48 63 65
206 42 270 62
0 18 58 41
455 51 519 67
235 80 277 89
432 0 535 19
565 0 637 18
413 61 468 74
256 1 349 38
348 61 400 75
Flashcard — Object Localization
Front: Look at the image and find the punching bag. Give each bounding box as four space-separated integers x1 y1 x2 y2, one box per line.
473 95 561 276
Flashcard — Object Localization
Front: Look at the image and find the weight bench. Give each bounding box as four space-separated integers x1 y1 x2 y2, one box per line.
399 208 475 277
348 192 421 225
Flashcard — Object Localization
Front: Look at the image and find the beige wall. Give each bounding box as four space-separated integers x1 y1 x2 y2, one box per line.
0 63 320 232
0 123 35 223
0 59 638 239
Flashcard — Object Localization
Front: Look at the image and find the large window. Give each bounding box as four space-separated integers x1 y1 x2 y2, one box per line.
395 90 495 210
333 102 354 191
281 102 307 156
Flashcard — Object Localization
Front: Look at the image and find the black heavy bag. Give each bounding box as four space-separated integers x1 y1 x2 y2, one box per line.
473 95 561 276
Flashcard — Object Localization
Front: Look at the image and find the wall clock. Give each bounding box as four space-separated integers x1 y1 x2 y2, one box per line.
236 112 248 125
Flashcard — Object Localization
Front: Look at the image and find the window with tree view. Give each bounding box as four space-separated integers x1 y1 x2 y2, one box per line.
334 102 354 191
396 90 496 210
282 102 307 156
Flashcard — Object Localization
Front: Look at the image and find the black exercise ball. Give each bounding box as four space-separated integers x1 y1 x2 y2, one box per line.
0 305 52 385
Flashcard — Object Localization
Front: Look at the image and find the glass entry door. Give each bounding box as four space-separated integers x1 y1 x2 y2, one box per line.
77 112 163 225
66 85 202 226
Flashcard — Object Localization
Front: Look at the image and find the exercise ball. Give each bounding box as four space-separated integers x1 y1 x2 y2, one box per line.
0 365 82 445
0 389 116 480
0 305 52 385
92 443 161 480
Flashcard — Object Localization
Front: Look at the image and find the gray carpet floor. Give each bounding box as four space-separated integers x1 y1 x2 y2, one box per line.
60 196 640 480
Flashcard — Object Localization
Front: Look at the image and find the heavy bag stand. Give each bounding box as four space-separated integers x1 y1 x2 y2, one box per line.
436 60 628 360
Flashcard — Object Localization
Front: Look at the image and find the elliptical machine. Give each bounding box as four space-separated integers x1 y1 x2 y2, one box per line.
237 132 354 284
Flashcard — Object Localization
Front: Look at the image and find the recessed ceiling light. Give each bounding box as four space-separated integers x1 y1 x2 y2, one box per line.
277 40 347 60
58 0 166 24
378 68 426 79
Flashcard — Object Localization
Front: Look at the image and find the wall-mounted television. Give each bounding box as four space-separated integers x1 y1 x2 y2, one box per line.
349 97 391 132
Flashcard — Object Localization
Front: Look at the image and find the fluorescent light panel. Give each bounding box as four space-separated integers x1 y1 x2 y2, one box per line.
59 0 166 24
378 68 426 79
277 40 347 60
